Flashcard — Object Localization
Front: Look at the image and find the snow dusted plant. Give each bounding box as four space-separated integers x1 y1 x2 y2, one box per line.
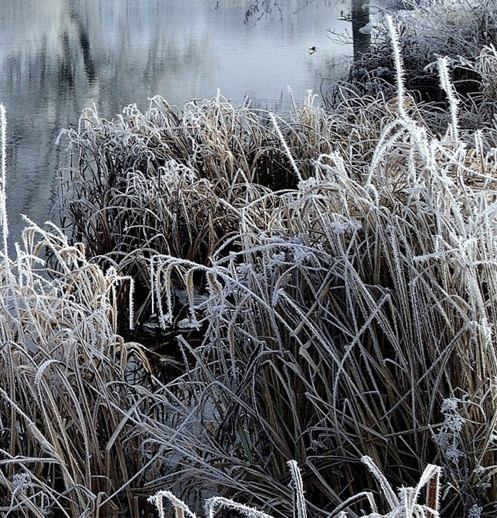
149 459 442 518
0 105 159 517
436 398 466 465
139 15 497 518
362 0 497 63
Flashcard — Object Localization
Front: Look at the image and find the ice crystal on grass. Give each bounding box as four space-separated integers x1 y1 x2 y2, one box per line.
468 503 483 518
11 473 31 495
436 398 466 466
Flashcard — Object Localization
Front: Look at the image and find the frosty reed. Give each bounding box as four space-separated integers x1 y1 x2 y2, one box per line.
3 1 497 515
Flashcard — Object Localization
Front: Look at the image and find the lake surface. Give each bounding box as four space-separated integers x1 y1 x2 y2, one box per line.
0 0 353 245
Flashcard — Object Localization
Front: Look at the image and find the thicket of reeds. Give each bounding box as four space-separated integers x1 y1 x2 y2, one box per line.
331 0 497 123
4 2 497 517
0 105 162 516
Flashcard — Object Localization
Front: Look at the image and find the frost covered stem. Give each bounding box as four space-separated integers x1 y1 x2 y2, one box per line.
386 15 408 120
0 104 8 256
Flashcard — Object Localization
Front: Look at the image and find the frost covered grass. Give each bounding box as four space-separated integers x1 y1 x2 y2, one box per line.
331 0 497 127
57 93 305 332
149 459 442 518
54 15 497 518
142 103 497 516
0 106 174 516
4 5 497 517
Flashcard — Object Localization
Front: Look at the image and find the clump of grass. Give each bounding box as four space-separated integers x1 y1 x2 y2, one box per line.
136 23 497 518
329 0 497 120
146 135 497 515
0 106 168 517
60 91 426 333
57 86 462 336
34 9 497 518
57 95 307 332
149 459 442 518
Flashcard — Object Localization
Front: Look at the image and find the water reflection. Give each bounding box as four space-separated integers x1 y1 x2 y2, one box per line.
0 0 352 244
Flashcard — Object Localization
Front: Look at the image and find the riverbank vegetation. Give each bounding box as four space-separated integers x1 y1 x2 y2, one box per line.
3 1 497 517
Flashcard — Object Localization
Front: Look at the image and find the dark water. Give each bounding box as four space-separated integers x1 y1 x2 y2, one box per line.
0 0 353 245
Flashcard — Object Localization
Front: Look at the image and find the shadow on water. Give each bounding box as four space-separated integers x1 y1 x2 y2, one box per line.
68 4 98 83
